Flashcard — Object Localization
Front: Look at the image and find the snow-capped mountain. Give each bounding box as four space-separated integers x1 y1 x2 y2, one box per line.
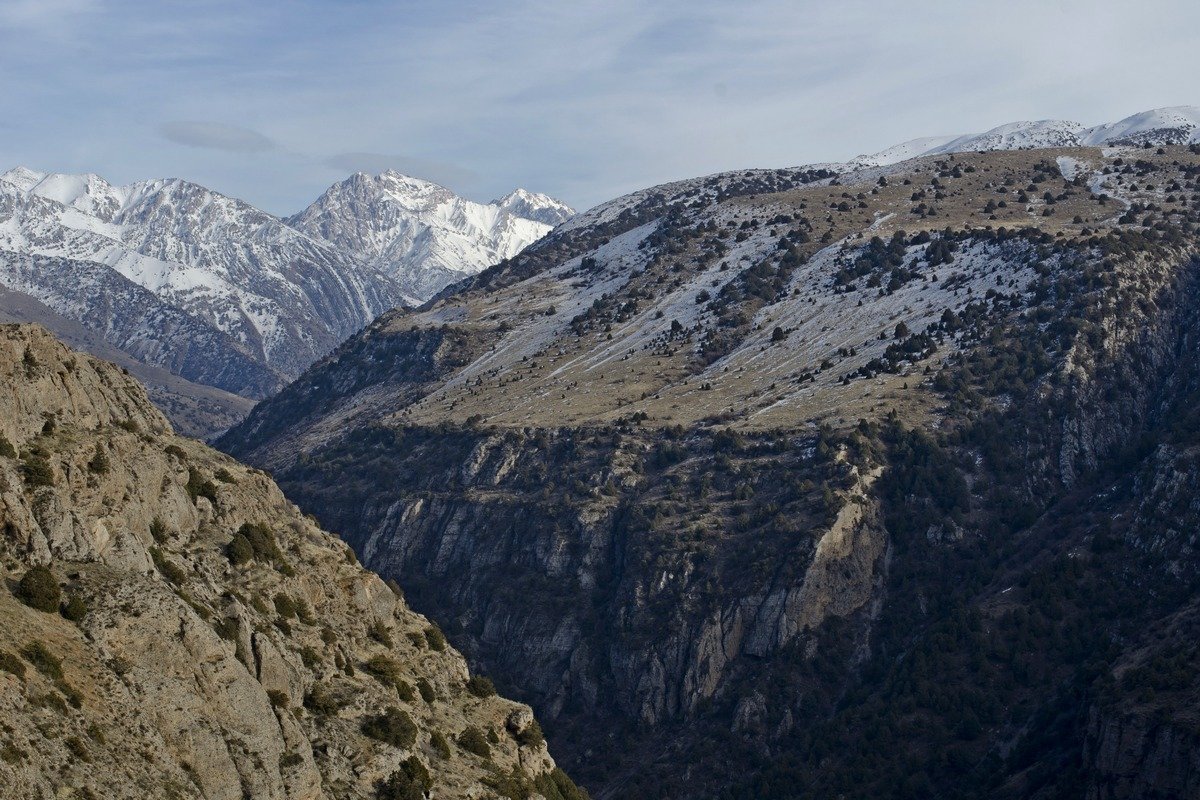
492 187 576 226
0 164 572 434
0 168 406 378
855 105 1200 166
286 170 574 301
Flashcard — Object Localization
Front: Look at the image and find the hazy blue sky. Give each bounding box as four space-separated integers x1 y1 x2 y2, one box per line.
1 0 1197 213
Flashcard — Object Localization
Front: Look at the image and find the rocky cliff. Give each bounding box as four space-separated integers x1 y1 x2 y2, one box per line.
225 143 1200 797
0 324 586 800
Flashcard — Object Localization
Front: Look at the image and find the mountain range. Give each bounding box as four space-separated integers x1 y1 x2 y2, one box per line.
854 105 1200 166
2 106 1196 441
0 167 573 436
220 105 1200 798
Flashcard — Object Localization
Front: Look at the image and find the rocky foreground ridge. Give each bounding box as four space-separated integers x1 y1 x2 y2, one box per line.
0 323 586 800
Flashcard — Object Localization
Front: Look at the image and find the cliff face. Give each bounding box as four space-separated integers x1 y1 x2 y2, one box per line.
223 145 1200 797
285 425 886 733
0 324 585 800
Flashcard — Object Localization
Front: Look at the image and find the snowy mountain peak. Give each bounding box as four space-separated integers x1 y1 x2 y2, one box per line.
1 167 128 221
287 171 574 301
1080 105 1200 145
1 166 48 192
494 187 576 226
855 105 1200 167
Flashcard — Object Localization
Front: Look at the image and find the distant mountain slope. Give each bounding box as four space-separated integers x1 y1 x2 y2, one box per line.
0 249 284 399
855 104 1200 166
0 286 253 437
0 168 405 376
287 171 574 302
0 166 569 437
223 135 1200 799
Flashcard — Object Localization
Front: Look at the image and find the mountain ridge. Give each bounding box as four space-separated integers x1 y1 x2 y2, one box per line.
0 165 571 436
0 322 589 799
222 131 1200 799
853 104 1200 167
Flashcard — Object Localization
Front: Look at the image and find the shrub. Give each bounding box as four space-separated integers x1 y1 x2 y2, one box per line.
517 719 545 749
465 675 497 698
267 689 289 708
303 683 344 716
368 621 394 647
65 736 90 762
214 617 239 641
20 641 64 681
417 678 436 703
534 768 591 800
16 566 60 612
406 631 425 649
299 646 321 669
30 691 68 714
150 547 187 586
238 523 283 562
364 655 404 687
0 742 25 763
362 706 417 749
0 435 16 459
21 454 54 488
0 650 27 678
457 725 490 758
377 755 432 800
149 517 170 544
430 730 451 759
226 533 253 565
87 445 109 475
61 594 88 622
184 468 217 503
295 599 316 625
396 680 416 702
424 625 446 652
485 766 537 800
280 752 303 769
214 468 237 483
376 758 434 800
273 593 297 619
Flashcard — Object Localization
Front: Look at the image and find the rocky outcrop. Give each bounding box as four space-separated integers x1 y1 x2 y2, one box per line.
0 324 584 799
269 419 888 793
1084 708 1200 799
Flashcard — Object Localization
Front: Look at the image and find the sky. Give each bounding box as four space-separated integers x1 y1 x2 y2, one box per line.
1 0 1197 215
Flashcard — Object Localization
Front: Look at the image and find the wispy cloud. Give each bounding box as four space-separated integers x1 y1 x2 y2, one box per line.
0 0 98 29
0 0 1197 214
160 121 277 153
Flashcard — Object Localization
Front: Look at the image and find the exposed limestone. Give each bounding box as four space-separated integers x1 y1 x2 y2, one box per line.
0 324 582 799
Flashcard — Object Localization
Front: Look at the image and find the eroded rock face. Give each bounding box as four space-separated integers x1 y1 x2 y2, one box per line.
0 324 583 799
266 419 890 788
1084 708 1200 800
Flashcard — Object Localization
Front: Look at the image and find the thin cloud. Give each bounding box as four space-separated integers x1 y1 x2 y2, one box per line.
2 0 1198 215
0 0 97 28
160 121 277 153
